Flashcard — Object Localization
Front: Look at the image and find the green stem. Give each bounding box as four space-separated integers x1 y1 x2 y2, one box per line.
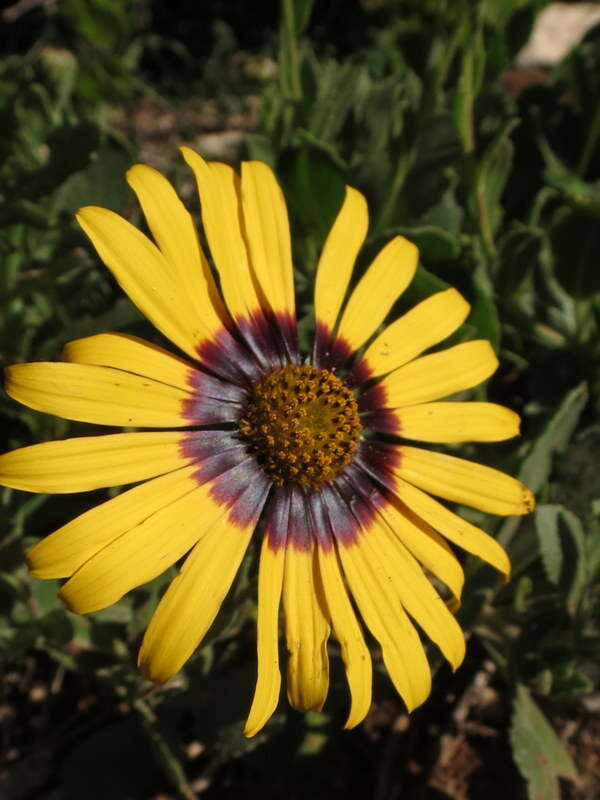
475 169 497 257
133 697 197 800
280 0 302 101
373 149 412 234
576 102 600 178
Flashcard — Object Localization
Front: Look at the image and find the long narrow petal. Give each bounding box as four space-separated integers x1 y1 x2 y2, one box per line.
6 362 193 428
393 478 511 576
354 289 470 381
138 479 269 684
63 333 195 391
363 340 498 410
316 545 372 729
63 332 246 408
337 236 418 352
60 459 267 614
323 486 430 711
181 148 260 321
126 164 227 336
241 161 295 317
244 536 286 737
394 402 521 443
27 465 200 578
0 431 190 493
376 498 464 603
76 206 206 360
336 534 431 712
395 446 535 516
314 186 368 334
370 515 465 669
283 545 330 712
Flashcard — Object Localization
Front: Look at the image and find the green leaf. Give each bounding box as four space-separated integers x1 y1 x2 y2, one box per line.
50 144 132 215
375 224 459 262
520 383 588 493
470 263 501 349
281 144 345 246
307 61 368 144
244 133 277 166
496 224 542 302
557 508 588 615
62 0 138 51
534 505 563 586
535 504 588 613
510 684 577 800
475 120 517 234
539 134 600 220
296 128 348 172
415 170 464 234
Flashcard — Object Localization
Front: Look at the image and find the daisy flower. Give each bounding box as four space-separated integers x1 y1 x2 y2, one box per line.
0 150 534 736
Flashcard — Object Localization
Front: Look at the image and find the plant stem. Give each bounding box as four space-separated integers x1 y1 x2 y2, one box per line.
373 149 412 234
576 102 600 178
280 0 302 101
133 697 197 800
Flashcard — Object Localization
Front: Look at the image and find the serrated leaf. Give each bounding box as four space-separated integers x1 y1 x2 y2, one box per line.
557 507 588 614
520 383 588 493
308 61 366 144
535 505 563 585
510 684 577 800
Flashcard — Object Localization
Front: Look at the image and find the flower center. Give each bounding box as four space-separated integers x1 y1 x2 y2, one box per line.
239 365 361 490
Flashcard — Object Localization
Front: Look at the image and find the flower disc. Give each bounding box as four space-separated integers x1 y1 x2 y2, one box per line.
239 365 361 490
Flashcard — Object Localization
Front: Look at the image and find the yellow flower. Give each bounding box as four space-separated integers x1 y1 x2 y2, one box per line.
0 150 534 736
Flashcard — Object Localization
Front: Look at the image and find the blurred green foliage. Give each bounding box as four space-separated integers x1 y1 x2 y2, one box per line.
1 0 600 798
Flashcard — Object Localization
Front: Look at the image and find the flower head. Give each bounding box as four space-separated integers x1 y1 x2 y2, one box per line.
0 150 534 735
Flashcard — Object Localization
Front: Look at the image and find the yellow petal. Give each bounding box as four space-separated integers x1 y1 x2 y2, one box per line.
283 545 330 712
181 148 261 321
244 539 285 737
126 164 227 337
6 362 191 428
60 477 232 614
241 161 295 316
337 236 418 352
76 206 205 360
376 340 498 408
63 333 194 391
377 499 464 603
360 288 470 378
371 516 465 669
317 546 372 729
397 402 521 443
138 516 255 684
27 465 199 578
336 535 431 711
314 186 368 332
394 478 511 576
0 431 188 493
395 446 535 516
